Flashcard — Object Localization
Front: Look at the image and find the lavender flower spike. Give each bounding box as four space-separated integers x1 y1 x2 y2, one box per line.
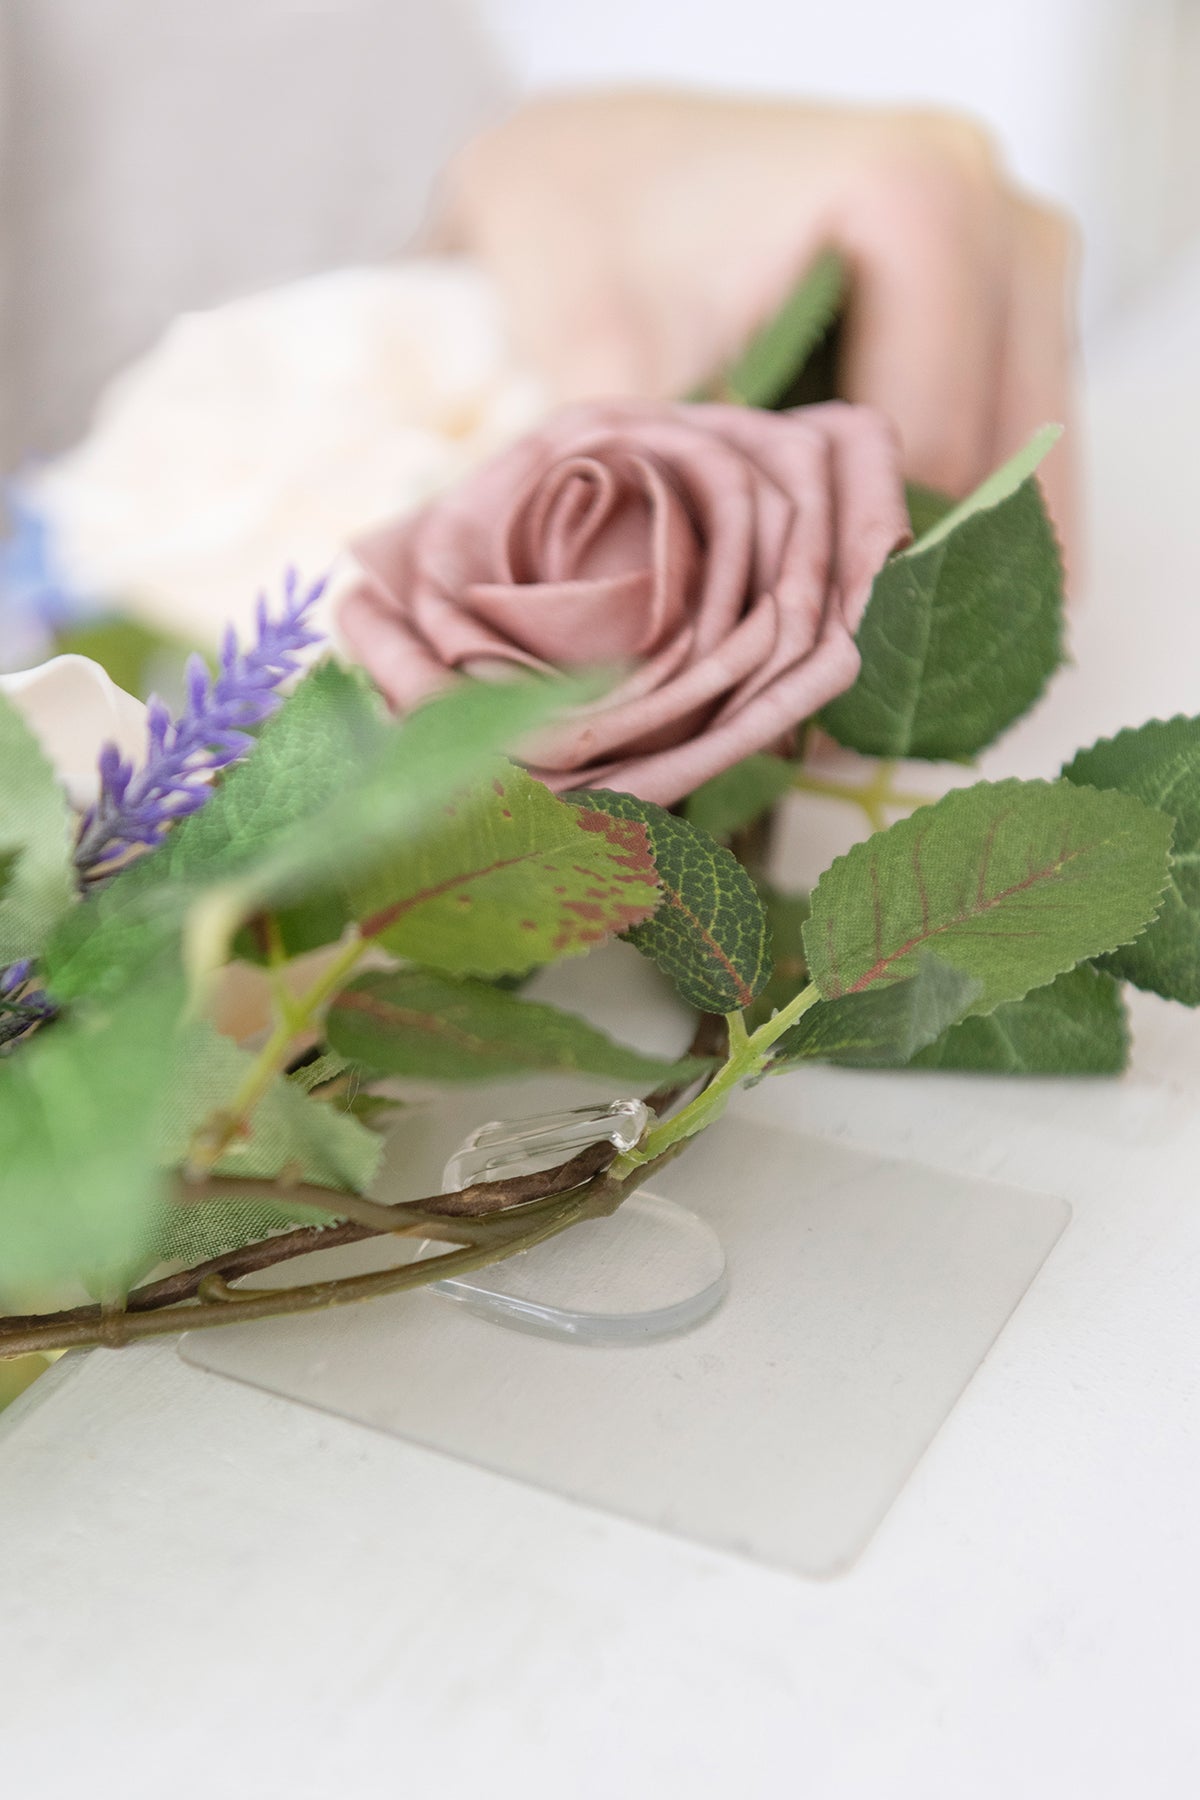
0 959 34 998
0 959 56 1047
74 568 326 875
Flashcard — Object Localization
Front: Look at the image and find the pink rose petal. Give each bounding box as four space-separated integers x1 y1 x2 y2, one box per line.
341 398 909 807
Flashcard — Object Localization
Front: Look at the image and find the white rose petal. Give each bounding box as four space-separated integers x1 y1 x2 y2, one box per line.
0 655 146 810
26 259 547 649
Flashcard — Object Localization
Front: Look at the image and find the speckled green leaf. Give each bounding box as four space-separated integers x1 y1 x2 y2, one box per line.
822 429 1065 760
1064 716 1200 1004
909 963 1129 1074
804 778 1172 1014
353 769 660 978
573 790 771 1013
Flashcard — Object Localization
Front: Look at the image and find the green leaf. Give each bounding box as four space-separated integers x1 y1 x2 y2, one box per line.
917 426 1063 550
144 1022 382 1272
822 428 1065 761
0 849 18 904
909 963 1129 1074
187 675 608 980
45 661 385 998
744 882 810 1032
768 953 981 1071
352 768 660 978
905 481 954 539
94 661 383 908
345 1092 405 1126
52 613 194 698
232 672 605 911
572 789 771 1012
157 1022 382 1192
235 892 351 966
684 753 795 844
47 665 592 998
0 972 183 1302
804 777 1173 1014
146 1188 342 1275
0 692 75 964
169 661 386 963
327 968 714 1087
152 660 387 885
287 1049 354 1094
1064 716 1200 1004
720 249 846 409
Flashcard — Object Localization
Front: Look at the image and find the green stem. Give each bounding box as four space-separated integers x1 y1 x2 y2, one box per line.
792 761 930 832
188 930 369 1173
614 981 821 1170
262 911 300 1028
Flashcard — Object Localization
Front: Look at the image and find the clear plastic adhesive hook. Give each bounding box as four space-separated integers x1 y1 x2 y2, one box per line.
420 1100 728 1346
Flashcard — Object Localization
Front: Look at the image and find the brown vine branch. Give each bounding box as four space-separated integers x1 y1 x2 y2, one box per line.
0 1012 727 1361
0 1141 615 1347
0 1152 679 1359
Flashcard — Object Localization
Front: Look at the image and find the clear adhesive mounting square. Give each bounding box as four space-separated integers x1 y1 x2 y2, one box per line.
182 1114 1069 1578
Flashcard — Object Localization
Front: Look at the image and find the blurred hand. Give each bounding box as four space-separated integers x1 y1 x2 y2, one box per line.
441 92 1078 549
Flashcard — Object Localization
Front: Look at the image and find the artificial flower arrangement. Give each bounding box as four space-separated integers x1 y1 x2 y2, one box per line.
2 257 1198 1361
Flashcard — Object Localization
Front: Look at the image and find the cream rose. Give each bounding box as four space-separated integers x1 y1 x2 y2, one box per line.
24 261 545 648
339 399 910 806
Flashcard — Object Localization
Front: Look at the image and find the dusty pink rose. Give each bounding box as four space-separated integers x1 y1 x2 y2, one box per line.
339 399 910 806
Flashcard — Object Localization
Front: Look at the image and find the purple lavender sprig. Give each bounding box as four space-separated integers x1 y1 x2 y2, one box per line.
0 959 56 1048
0 959 34 1002
74 569 326 876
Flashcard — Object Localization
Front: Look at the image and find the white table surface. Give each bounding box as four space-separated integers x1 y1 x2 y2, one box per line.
4 261 1200 1798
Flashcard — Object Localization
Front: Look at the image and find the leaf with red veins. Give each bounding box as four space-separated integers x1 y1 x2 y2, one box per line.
804 777 1173 1016
350 763 661 978
327 968 714 1086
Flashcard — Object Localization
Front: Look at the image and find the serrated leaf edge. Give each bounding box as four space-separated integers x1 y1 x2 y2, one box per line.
824 474 1067 761
904 424 1062 555
803 776 1176 1018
